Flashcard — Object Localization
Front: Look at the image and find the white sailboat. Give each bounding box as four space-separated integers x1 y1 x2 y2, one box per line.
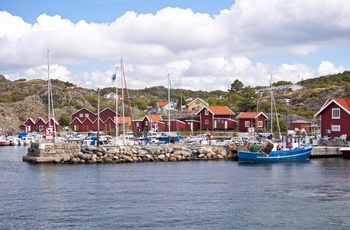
113 58 135 146
46 49 57 142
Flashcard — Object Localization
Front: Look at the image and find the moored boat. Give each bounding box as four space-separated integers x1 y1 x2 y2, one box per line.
0 139 11 146
339 147 350 159
238 143 313 163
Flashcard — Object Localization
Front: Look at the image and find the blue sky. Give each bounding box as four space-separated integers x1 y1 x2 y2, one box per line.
2 0 234 23
0 0 349 91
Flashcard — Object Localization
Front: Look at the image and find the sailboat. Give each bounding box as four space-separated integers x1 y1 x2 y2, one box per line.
45 49 57 142
158 73 182 144
113 58 135 146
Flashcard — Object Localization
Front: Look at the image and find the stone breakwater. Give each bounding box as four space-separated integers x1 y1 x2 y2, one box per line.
23 142 238 164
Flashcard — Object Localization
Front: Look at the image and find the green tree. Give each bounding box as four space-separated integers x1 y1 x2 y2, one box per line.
229 79 244 93
58 114 71 127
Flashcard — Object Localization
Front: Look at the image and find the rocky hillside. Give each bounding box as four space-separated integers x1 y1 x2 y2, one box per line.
1 71 350 134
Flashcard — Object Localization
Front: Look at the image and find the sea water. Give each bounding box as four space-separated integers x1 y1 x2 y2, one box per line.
0 146 349 229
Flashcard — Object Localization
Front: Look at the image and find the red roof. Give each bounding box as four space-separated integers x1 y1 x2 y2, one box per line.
196 106 235 115
315 98 350 116
236 112 268 119
145 115 163 122
157 102 168 107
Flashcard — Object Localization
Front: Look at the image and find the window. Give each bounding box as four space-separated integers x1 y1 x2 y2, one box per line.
136 122 139 127
145 121 148 126
245 121 250 127
205 110 209 115
79 114 83 118
331 125 340 132
205 119 209 124
85 113 89 118
258 121 263 127
332 108 340 119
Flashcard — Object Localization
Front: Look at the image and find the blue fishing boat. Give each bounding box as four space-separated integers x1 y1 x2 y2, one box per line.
238 144 313 163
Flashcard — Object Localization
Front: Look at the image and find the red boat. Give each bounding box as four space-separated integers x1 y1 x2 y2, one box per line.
0 139 11 146
339 147 350 159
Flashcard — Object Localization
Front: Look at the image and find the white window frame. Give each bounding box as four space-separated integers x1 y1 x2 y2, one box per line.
258 121 263 127
205 119 209 124
205 110 209 115
332 108 340 119
79 114 83 118
331 125 340 132
245 121 250 127
85 113 89 118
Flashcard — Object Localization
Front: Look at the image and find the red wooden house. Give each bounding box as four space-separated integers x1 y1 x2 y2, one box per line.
235 112 268 133
35 117 46 132
163 120 186 132
196 106 235 131
132 115 165 133
289 120 311 134
71 108 97 122
184 119 200 131
19 118 36 132
46 118 60 133
99 108 117 123
314 98 350 140
19 117 59 133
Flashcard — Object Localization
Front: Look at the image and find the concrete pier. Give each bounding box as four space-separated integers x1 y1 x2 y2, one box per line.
23 142 81 163
311 146 343 158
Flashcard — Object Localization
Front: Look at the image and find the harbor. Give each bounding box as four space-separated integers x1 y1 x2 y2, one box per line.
3 146 350 229
22 139 347 164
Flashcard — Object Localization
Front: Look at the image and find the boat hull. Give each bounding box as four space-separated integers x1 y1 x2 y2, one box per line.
238 145 313 163
0 140 11 146
339 147 350 159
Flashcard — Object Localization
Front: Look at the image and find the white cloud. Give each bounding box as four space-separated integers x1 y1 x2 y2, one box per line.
0 0 350 91
317 61 345 76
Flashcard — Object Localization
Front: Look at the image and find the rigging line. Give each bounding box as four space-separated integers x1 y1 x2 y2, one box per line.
122 60 135 135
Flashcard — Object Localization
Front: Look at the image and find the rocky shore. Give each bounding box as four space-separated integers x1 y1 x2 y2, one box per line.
23 142 238 164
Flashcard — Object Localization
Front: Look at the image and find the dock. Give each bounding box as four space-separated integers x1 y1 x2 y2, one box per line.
311 146 343 158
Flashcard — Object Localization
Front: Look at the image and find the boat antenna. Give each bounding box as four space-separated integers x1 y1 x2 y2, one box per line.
285 98 290 148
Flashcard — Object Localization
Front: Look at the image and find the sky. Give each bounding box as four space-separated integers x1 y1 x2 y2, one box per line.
1 0 350 91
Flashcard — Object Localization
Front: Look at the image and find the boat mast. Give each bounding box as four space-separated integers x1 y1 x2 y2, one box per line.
113 67 119 145
97 88 100 147
270 75 273 134
121 58 125 144
47 49 56 142
47 49 51 127
168 73 171 137
121 58 134 141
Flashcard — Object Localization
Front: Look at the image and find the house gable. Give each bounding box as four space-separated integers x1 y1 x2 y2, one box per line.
186 98 209 111
314 98 350 140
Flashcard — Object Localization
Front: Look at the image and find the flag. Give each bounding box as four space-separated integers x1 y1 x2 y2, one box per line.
112 74 116 82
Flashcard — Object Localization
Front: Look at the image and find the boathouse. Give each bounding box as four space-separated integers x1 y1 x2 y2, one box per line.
314 98 350 140
196 106 236 131
235 112 268 133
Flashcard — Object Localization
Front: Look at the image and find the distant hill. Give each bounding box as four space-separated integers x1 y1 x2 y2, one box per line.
0 71 349 133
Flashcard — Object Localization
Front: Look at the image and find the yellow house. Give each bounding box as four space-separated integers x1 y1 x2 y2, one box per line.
186 98 209 111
